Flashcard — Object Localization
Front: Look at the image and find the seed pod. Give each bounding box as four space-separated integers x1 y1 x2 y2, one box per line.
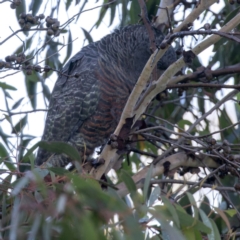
160 41 167 49
74 73 80 78
32 17 39 25
4 62 12 68
51 23 59 31
26 14 34 24
18 18 25 25
204 23 211 30
38 14 45 20
5 56 12 62
26 69 33 75
44 65 51 72
14 0 22 6
234 183 240 191
54 30 60 37
18 53 26 60
176 49 182 56
23 22 31 30
9 55 17 62
10 2 16 9
15 57 23 64
45 16 55 25
46 22 52 28
47 28 54 36
52 18 58 24
24 61 30 66
210 138 216 145
0 60 5 69
19 13 26 19
34 65 41 72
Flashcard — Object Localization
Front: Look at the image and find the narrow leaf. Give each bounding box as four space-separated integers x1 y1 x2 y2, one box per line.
143 164 153 203
11 97 24 110
161 196 180 228
120 169 136 194
81 27 93 44
12 177 29 196
49 167 69 175
12 115 27 134
0 82 17 91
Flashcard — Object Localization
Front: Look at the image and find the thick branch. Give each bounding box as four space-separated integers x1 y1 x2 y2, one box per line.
116 152 219 197
154 0 174 28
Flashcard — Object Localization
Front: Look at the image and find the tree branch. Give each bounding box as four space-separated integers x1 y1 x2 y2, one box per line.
116 152 220 197
91 2 240 181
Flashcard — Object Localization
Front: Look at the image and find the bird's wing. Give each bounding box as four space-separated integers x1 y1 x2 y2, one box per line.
36 50 100 164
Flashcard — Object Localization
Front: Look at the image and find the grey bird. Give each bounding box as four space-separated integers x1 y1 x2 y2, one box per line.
35 25 177 167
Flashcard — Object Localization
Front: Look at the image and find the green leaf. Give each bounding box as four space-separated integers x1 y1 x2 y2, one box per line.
4 90 13 99
0 142 9 164
81 27 93 44
10 196 21 239
225 209 237 217
27 214 41 240
42 82 51 101
148 185 161 207
80 217 99 240
178 119 192 130
12 115 27 134
143 164 153 203
120 169 136 194
12 176 29 196
199 209 217 239
25 75 38 109
1 194 7 222
16 0 26 29
209 219 221 240
223 6 240 27
32 167 49 179
167 207 211 234
129 0 140 24
23 140 81 163
38 141 81 161
66 0 74 10
49 167 69 175
150 208 186 240
0 142 16 170
179 212 210 233
11 97 24 110
0 174 12 193
182 228 196 240
63 32 73 65
95 7 108 28
186 192 199 223
0 82 17 91
109 2 116 26
161 196 180 228
29 0 43 15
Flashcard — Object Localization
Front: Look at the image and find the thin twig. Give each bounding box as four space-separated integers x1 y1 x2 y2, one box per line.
151 179 237 192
